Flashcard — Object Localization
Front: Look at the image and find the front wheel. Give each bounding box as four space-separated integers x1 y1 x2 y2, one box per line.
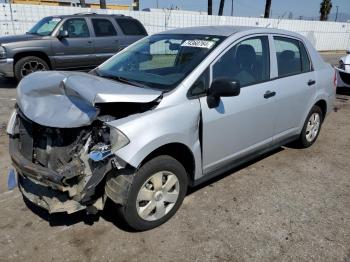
117 155 188 231
297 105 323 148
14 56 49 81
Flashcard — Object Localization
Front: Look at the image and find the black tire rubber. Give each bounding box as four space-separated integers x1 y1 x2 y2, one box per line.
297 105 323 148
117 155 188 231
14 56 49 81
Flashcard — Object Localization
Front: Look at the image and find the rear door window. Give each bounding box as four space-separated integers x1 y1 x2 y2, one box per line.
92 19 117 37
116 19 147 35
274 36 308 77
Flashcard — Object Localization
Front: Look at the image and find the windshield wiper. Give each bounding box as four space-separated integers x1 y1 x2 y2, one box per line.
95 70 148 88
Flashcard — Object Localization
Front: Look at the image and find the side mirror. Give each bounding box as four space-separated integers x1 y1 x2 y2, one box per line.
207 78 240 108
346 48 350 55
57 30 69 39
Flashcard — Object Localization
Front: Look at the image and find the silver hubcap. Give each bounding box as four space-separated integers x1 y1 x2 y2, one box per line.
21 60 46 77
136 171 180 221
306 113 321 142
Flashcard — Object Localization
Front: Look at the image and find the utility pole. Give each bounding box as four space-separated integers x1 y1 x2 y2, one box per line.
231 0 233 16
218 0 225 16
208 0 212 15
156 0 159 9
335 5 339 21
8 0 15 34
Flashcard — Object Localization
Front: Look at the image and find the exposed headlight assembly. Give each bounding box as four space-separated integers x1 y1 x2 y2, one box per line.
89 126 129 162
0 46 6 59
109 127 129 152
6 110 18 135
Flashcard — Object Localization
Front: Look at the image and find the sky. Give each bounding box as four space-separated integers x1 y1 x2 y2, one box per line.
116 0 350 20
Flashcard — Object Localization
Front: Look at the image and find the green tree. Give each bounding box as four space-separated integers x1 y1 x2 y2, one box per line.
99 0 106 9
264 0 272 18
320 0 332 21
79 0 86 8
133 0 140 11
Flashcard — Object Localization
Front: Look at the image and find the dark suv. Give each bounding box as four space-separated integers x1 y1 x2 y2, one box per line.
0 13 147 80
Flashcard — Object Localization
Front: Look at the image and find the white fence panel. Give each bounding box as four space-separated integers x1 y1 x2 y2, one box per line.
0 3 349 51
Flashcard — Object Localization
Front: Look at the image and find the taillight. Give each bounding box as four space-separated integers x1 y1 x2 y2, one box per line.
333 69 337 89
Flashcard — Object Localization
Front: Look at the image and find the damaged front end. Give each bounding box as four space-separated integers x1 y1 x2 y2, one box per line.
8 71 162 214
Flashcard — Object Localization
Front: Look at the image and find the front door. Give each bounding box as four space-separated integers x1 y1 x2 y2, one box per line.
51 18 94 69
200 35 276 174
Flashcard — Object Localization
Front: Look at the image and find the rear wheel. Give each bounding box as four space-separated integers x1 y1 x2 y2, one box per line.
14 56 49 81
117 155 188 231
297 105 323 148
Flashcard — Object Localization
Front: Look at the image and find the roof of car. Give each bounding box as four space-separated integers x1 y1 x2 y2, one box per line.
158 26 301 38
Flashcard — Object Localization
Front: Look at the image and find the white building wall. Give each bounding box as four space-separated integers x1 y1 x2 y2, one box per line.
0 3 349 51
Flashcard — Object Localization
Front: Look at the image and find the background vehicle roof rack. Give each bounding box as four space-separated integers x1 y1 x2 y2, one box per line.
74 12 98 15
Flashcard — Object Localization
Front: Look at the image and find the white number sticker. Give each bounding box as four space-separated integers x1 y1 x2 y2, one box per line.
181 40 215 49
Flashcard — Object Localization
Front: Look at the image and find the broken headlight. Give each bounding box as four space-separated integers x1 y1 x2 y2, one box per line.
109 127 129 152
0 46 6 59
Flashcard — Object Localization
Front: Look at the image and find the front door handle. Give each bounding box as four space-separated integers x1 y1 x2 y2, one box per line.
308 79 316 86
264 90 276 99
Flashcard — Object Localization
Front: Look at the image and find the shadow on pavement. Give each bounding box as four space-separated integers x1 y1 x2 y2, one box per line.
22 146 285 232
0 77 17 89
337 87 350 96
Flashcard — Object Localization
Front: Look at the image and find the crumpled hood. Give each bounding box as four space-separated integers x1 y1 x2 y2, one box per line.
16 71 162 128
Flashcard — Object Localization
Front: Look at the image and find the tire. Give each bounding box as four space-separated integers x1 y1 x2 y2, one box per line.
117 155 188 231
14 56 49 81
297 105 323 148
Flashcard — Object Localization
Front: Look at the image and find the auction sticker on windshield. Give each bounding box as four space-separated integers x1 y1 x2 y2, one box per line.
181 40 215 49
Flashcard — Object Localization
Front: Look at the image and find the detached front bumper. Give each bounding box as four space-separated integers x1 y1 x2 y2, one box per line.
0 58 14 78
9 136 108 214
10 137 86 213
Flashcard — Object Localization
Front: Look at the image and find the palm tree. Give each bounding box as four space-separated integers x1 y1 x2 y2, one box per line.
99 0 106 9
133 0 140 11
264 0 272 18
320 0 332 21
218 0 225 16
208 0 212 15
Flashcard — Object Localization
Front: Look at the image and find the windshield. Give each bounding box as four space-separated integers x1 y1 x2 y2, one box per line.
97 34 225 91
28 17 61 36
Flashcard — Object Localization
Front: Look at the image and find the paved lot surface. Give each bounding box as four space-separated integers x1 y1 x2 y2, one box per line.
0 53 350 262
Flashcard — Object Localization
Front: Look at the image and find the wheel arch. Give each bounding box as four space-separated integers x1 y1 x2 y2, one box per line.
138 142 196 185
314 99 327 119
13 51 52 69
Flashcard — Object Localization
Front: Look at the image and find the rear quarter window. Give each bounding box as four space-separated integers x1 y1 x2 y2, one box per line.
274 36 312 77
116 19 147 36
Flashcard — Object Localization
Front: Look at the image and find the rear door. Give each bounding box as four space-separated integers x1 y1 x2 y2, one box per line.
51 18 94 69
115 18 147 50
89 17 121 66
269 35 316 143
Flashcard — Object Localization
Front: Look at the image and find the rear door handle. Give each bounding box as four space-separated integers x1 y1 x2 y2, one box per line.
308 80 316 86
264 90 276 99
